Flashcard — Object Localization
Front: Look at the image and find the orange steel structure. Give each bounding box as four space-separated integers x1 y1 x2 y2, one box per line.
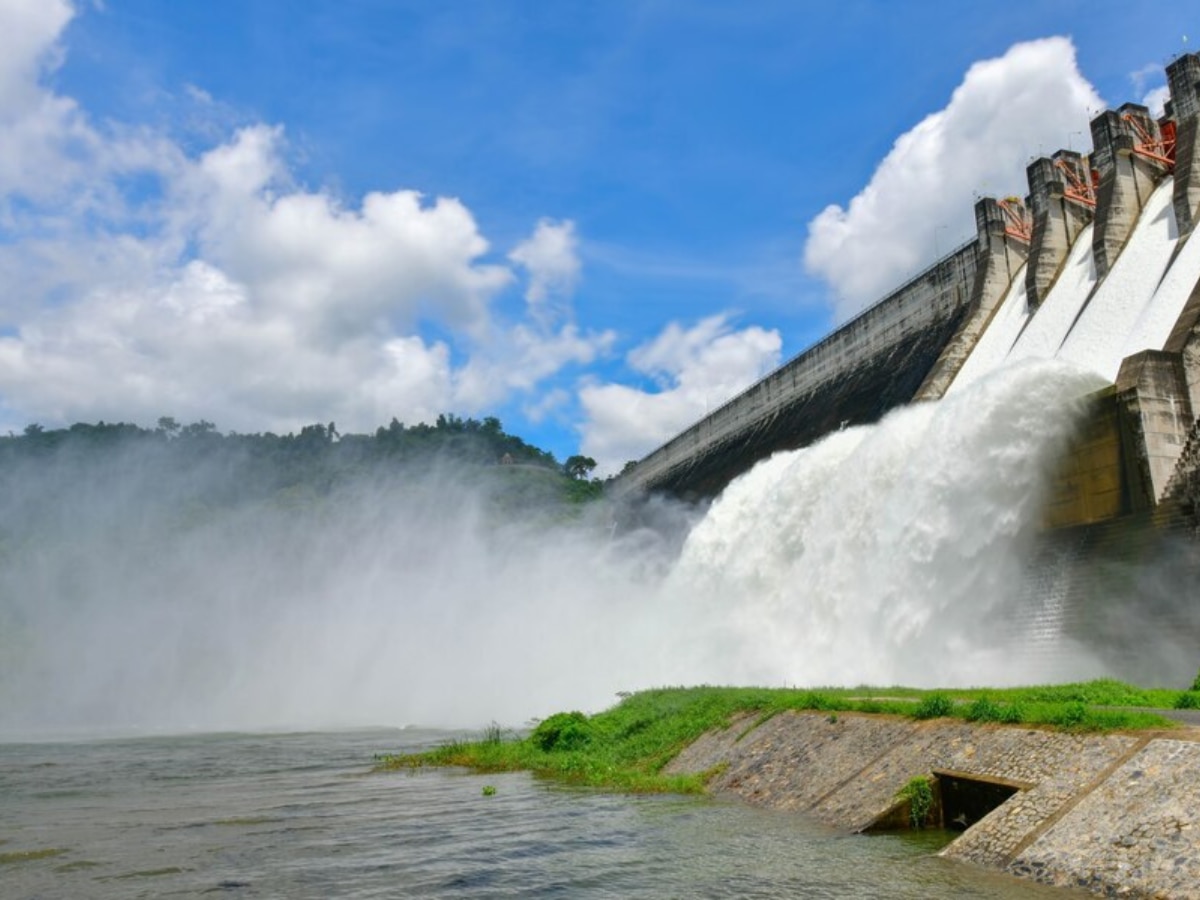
1055 158 1097 208
1122 113 1177 170
998 197 1031 242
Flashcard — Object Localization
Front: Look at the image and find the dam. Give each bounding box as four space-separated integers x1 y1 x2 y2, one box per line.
615 51 1200 525
614 52 1200 687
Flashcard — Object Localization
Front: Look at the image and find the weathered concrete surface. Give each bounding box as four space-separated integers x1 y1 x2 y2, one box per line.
1115 351 1196 504
915 197 1029 401
1090 105 1170 280
614 54 1200 504
612 241 979 498
1011 511 1200 688
1168 53 1200 237
666 711 1200 899
1011 738 1200 898
1025 152 1094 309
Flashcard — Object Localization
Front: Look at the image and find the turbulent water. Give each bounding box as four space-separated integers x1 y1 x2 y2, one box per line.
0 359 1122 739
2 167 1197 900
4 165 1197 737
0 730 1075 899
668 360 1108 687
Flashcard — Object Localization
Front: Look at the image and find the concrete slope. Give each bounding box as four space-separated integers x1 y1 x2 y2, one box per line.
666 710 1200 899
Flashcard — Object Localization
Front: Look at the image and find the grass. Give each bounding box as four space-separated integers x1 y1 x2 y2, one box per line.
0 848 68 865
896 775 935 829
374 680 1183 793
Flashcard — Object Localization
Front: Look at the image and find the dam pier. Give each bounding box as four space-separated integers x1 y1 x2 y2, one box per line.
615 51 1200 686
615 52 1200 517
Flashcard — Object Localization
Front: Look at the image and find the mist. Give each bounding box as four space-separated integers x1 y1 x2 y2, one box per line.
0 359 1190 740
0 442 703 737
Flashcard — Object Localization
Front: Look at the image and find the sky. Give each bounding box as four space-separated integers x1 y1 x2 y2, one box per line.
0 0 1192 473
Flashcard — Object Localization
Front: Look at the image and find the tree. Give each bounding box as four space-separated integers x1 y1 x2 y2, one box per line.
180 420 216 438
563 455 597 480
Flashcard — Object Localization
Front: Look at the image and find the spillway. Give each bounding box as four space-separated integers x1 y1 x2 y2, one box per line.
1056 180 1179 380
944 268 1029 394
950 176 1196 390
613 51 1200 687
618 55 1200 518
1006 223 1096 364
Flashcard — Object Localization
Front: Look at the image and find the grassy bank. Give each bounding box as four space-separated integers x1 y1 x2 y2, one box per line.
374 680 1187 793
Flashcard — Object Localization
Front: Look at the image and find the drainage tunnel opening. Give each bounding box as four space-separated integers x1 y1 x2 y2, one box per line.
935 771 1021 831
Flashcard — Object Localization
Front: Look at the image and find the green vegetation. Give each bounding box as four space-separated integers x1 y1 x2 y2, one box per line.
0 848 68 865
912 693 954 719
375 681 1181 794
1174 691 1200 710
896 776 935 829
961 696 1024 724
0 413 611 542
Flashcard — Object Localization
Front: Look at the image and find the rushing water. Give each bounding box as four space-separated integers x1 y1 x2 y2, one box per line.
0 730 1082 899
1 162 1195 900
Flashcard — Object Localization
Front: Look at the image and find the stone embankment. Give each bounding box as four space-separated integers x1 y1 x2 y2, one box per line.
665 711 1200 898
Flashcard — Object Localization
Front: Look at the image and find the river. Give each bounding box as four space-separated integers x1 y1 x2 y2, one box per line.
0 729 1085 898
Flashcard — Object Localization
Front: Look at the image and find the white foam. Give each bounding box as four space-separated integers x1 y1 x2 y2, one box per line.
667 360 1108 687
1007 222 1097 363
946 268 1029 395
1122 224 1200 358
1055 179 1178 379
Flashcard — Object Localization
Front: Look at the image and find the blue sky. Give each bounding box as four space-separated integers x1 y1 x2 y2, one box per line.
0 1 1192 471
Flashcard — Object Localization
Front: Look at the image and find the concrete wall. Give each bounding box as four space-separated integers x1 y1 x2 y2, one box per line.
665 711 1200 899
1041 355 1196 530
914 197 1030 401
613 53 1200 507
1042 389 1128 528
1090 104 1170 279
1024 152 1094 309
614 241 980 498
1168 52 1200 236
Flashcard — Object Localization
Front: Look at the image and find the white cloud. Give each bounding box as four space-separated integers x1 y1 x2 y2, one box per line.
1130 61 1170 118
192 124 513 340
0 3 610 437
0 0 72 112
578 315 781 474
454 322 615 411
803 37 1103 320
508 218 581 324
1141 85 1170 118
523 387 570 425
0 260 461 432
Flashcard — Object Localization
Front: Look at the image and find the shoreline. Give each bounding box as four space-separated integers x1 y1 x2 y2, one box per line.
665 710 1200 898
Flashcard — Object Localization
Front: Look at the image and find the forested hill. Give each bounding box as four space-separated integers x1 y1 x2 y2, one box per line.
1 414 603 509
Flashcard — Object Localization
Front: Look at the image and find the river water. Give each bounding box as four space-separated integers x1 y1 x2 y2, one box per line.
0 729 1082 899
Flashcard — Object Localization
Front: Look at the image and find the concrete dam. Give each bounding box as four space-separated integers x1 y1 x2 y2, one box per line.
617 51 1200 513
615 52 1200 686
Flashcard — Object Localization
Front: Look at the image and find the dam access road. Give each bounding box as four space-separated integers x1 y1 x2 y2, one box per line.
667 711 1200 899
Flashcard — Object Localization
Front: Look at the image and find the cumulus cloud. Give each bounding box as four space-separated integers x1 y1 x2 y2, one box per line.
508 218 581 324
192 125 513 340
0 2 610 437
804 37 1103 320
0 0 70 102
1130 62 1170 118
578 315 781 474
1141 85 1170 118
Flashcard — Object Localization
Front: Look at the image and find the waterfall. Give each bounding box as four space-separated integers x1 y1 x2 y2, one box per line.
666 360 1108 688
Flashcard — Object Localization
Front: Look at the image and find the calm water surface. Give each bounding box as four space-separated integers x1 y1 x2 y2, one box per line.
1 730 1080 898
